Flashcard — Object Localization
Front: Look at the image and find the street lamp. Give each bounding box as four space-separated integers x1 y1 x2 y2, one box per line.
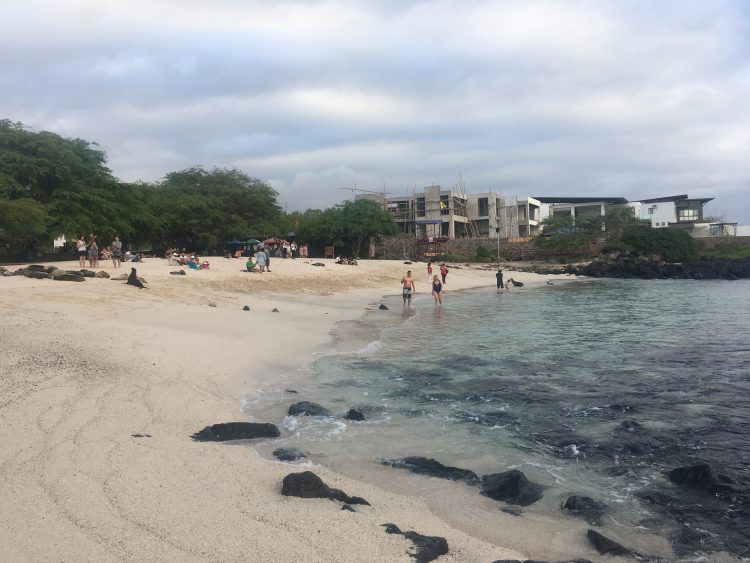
495 227 500 259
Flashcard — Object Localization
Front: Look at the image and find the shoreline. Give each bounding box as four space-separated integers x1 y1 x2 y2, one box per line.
0 257 583 562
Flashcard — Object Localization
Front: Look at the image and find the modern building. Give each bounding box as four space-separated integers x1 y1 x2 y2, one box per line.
358 186 541 239
637 195 715 232
533 197 631 220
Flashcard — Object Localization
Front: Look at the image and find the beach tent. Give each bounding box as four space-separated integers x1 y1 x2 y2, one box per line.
244 238 261 245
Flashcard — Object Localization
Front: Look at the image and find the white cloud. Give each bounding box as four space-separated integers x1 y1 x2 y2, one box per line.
1 0 749 222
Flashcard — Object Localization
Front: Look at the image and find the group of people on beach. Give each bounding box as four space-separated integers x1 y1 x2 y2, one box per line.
75 234 130 269
401 262 450 306
401 262 514 306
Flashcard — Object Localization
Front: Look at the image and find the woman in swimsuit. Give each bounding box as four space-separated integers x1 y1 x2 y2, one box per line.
432 274 443 305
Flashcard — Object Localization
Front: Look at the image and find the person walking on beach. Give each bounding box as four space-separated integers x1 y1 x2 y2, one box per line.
111 236 123 268
432 274 443 305
440 263 449 284
426 262 433 284
76 235 87 267
496 268 504 292
401 270 416 306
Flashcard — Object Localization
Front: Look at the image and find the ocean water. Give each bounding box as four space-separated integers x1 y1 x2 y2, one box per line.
246 278 750 561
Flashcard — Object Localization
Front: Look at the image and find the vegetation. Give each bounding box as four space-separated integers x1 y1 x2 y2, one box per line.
475 244 493 262
296 199 399 258
620 225 699 262
0 119 400 259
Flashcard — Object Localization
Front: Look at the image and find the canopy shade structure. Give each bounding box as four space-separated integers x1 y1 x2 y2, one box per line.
244 239 261 244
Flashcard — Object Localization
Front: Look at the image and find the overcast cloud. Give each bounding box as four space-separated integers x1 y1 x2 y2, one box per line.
2 0 749 222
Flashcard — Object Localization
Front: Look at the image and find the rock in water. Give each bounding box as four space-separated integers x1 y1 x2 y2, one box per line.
273 448 307 461
382 457 479 485
288 401 331 417
191 422 280 441
281 471 370 505
668 463 736 494
561 495 607 526
382 523 448 563
480 469 543 506
586 529 631 556
345 408 365 421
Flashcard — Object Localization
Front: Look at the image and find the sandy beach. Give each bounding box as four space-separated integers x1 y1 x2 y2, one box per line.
0 256 582 562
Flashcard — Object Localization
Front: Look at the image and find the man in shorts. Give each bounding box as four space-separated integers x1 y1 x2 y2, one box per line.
401 270 416 306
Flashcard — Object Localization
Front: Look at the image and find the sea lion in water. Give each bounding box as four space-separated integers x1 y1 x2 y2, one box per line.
126 267 146 289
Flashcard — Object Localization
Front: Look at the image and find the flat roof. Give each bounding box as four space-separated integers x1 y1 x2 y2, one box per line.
533 197 629 204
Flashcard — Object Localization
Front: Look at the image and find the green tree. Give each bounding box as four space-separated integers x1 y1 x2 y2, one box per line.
338 199 399 258
152 166 283 250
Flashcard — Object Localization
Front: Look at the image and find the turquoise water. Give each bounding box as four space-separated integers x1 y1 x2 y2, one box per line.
248 279 750 560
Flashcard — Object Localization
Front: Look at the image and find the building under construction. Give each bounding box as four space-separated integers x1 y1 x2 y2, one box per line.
357 186 542 240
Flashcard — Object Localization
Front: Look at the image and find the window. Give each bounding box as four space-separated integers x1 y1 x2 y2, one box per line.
416 197 425 215
678 209 698 221
478 197 489 217
648 207 655 215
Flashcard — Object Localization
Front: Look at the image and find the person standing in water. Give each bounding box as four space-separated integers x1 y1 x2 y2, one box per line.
432 274 443 305
401 270 416 306
496 268 504 292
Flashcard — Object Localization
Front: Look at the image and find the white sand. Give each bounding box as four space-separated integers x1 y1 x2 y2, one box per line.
0 257 589 562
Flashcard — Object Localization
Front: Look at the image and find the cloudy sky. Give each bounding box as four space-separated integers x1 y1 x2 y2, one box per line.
3 0 749 222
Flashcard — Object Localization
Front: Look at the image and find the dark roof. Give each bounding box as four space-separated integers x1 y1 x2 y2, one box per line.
638 194 688 203
533 197 629 204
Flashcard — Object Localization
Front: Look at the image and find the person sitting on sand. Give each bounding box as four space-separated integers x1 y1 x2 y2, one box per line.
188 256 202 270
245 257 258 272
201 260 210 269
335 256 342 264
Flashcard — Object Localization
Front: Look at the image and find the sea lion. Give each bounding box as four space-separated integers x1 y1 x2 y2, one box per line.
126 267 146 289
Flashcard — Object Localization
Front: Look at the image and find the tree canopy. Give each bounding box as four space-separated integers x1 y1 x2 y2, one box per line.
0 120 286 256
296 199 399 258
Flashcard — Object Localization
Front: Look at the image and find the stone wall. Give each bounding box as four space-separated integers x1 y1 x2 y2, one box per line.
377 236 534 261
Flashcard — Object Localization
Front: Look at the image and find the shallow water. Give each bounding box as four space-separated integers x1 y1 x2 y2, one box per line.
246 278 750 561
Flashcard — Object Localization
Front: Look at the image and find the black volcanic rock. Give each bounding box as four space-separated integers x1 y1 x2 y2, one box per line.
561 495 607 526
273 447 307 461
191 422 280 441
668 463 737 495
288 401 331 417
382 456 479 485
480 469 543 506
281 471 370 506
382 523 448 563
345 408 365 421
378 304 389 310
586 529 631 556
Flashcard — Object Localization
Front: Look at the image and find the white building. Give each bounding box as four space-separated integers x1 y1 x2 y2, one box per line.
358 187 541 239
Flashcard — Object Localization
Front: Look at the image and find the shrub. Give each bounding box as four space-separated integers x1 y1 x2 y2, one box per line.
621 226 698 262
475 244 493 262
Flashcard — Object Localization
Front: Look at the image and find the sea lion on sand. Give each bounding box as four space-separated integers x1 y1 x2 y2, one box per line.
126 267 146 289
